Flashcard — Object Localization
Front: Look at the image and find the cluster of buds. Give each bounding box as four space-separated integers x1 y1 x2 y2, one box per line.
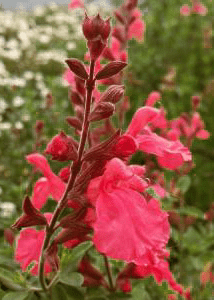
82 14 111 61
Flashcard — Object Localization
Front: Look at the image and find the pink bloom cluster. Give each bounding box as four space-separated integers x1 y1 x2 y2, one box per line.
180 1 208 16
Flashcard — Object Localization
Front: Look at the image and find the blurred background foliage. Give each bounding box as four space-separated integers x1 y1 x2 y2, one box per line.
0 0 213 298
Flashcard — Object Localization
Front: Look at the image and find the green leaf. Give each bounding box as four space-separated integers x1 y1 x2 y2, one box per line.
52 284 69 300
61 241 93 272
61 285 85 300
177 175 191 194
59 272 84 287
176 206 204 219
132 282 151 300
146 187 160 200
2 291 29 300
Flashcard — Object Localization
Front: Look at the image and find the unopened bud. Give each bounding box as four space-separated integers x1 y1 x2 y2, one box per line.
114 10 126 24
66 59 89 80
89 102 115 122
192 95 201 111
4 228 15 246
70 89 84 106
95 61 127 80
66 116 82 131
12 196 47 229
34 120 44 134
82 14 111 60
45 131 78 161
100 85 125 104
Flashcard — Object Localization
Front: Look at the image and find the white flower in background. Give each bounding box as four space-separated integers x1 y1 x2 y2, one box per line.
0 62 8 78
0 98 8 113
34 5 46 17
35 73 44 82
0 36 5 46
12 77 26 87
6 39 19 50
39 34 51 44
66 41 76 50
15 121 24 130
22 114 31 122
23 71 34 80
13 96 25 107
0 202 16 218
37 50 66 64
0 122 12 130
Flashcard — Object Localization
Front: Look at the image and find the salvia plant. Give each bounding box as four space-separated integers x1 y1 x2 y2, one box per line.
4 0 211 299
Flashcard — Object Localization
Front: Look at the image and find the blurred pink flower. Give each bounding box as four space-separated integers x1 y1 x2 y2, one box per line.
180 4 191 16
27 153 65 209
68 0 84 9
128 9 145 42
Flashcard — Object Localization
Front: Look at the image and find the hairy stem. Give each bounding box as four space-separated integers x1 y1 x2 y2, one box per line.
38 59 95 292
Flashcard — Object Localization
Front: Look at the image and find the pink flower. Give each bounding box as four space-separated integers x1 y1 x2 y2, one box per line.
68 0 84 10
136 129 192 170
145 91 161 107
180 4 191 16
87 158 169 266
27 153 65 209
192 3 207 15
128 9 145 42
126 106 159 137
15 228 51 275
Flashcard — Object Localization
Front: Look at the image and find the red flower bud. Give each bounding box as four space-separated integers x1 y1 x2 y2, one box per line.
114 10 126 24
4 228 15 246
100 85 125 104
66 59 89 80
89 102 115 122
34 120 44 134
54 223 91 245
95 61 127 80
45 242 60 272
66 116 82 131
12 196 47 229
192 95 201 111
45 131 78 162
69 89 84 106
82 14 111 60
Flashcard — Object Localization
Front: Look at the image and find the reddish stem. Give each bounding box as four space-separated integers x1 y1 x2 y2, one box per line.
38 59 95 292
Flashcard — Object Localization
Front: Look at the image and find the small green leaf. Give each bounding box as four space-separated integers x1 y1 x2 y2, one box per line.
2 291 29 300
176 206 204 219
61 241 93 272
146 187 160 200
52 284 69 300
177 175 191 194
59 272 84 287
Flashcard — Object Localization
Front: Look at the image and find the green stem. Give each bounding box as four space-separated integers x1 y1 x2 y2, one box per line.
103 255 115 292
38 59 95 293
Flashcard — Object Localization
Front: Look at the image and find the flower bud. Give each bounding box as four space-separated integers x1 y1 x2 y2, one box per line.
66 116 82 131
12 196 47 229
95 61 127 80
191 95 201 111
45 131 78 161
82 14 111 60
4 228 15 246
66 58 89 80
45 242 60 272
89 102 115 122
34 120 44 134
100 85 125 104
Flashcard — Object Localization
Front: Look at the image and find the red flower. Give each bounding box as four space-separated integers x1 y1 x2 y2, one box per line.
15 228 51 275
68 0 84 9
87 158 169 265
45 131 78 162
27 153 65 209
